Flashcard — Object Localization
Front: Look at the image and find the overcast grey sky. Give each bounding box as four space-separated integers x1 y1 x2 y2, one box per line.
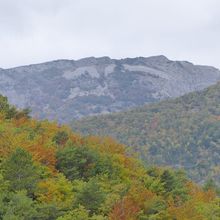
0 0 220 68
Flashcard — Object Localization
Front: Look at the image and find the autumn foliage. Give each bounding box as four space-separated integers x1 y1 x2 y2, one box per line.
0 95 219 220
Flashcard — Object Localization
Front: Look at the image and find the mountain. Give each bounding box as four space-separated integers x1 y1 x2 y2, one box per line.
72 82 220 184
0 56 220 123
0 94 219 219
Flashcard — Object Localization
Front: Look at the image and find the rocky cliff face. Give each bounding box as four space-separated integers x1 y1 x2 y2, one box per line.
0 55 219 123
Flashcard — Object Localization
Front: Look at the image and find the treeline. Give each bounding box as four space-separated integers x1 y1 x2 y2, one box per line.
72 82 220 185
0 95 219 219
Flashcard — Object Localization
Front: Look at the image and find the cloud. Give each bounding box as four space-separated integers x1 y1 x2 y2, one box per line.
0 0 220 68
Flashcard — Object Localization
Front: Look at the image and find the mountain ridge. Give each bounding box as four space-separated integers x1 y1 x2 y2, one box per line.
0 55 219 123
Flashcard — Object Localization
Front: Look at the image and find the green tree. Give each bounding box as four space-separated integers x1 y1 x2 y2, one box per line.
75 179 106 214
0 95 29 119
160 170 188 201
56 145 100 180
0 95 16 119
0 191 38 220
57 206 90 220
203 179 220 196
2 148 40 195
57 205 106 220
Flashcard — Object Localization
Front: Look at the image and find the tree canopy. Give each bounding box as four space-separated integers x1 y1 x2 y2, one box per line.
72 82 220 185
0 94 219 219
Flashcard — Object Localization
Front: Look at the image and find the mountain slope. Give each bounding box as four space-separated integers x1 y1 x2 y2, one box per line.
72 82 220 184
1 95 219 219
0 56 220 123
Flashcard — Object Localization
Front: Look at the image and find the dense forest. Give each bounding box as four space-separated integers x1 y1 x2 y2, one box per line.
0 95 219 219
72 82 220 185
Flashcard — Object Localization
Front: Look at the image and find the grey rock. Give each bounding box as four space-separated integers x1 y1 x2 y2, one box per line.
0 55 219 123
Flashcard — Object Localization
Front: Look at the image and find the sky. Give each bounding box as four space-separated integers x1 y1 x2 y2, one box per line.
0 0 220 69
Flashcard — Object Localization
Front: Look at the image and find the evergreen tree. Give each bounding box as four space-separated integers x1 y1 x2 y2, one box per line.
3 148 40 195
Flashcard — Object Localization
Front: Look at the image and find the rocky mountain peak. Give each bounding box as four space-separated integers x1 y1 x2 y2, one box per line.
0 56 219 123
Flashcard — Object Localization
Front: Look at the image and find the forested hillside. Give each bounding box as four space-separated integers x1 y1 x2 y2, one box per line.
72 82 220 185
0 95 219 219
